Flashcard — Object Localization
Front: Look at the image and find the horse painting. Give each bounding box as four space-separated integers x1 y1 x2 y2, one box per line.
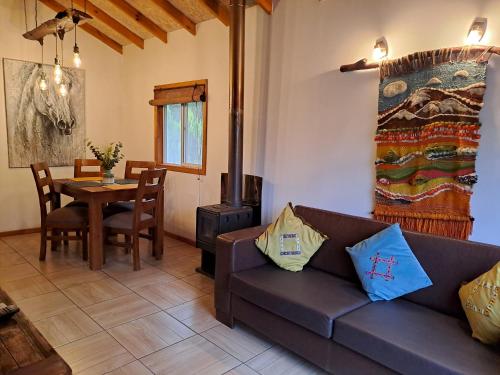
3 58 85 167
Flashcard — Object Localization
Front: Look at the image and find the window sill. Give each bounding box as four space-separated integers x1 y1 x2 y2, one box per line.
157 163 206 176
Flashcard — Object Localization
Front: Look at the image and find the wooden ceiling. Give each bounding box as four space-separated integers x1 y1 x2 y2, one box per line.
38 0 272 54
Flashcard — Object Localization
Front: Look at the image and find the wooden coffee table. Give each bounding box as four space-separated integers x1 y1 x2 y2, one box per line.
0 289 71 374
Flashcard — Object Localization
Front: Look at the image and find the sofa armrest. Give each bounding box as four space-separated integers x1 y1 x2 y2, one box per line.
215 225 269 325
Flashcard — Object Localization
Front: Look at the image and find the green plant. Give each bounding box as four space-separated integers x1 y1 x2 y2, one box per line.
86 140 124 170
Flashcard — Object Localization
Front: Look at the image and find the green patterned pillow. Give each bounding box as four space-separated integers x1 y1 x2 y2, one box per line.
255 203 328 272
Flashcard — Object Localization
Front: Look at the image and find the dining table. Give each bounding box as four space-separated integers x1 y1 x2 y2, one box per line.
53 177 164 270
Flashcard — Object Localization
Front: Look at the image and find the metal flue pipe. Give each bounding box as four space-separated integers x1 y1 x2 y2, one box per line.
227 0 245 207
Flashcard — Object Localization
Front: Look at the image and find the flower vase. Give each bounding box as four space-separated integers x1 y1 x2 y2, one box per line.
103 169 115 184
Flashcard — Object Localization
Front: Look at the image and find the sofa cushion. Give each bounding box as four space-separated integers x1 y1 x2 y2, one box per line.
346 223 432 301
333 299 500 375
255 203 327 272
230 264 370 338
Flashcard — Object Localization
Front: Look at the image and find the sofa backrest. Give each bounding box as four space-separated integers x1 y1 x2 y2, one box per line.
294 205 500 319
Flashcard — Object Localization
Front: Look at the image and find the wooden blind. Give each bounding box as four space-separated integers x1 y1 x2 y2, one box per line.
149 80 206 106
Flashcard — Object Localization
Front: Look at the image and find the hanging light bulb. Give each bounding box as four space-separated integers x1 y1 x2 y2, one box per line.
54 57 62 84
39 71 48 91
73 23 82 67
73 44 81 67
59 81 68 97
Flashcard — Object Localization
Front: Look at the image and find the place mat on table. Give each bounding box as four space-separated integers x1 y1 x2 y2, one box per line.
103 183 138 190
65 178 138 188
71 177 103 182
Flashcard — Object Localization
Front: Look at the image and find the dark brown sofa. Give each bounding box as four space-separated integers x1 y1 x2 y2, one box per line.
215 205 500 374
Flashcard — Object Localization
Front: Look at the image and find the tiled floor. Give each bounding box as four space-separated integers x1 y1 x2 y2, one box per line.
0 233 327 375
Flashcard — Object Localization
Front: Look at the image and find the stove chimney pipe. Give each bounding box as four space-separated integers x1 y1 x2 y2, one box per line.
227 0 245 207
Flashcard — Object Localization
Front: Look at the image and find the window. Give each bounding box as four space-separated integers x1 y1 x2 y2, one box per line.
151 80 207 175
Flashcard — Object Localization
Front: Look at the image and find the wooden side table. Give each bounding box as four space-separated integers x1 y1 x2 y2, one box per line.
0 289 71 375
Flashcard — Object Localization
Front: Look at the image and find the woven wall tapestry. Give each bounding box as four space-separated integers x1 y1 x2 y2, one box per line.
374 47 492 240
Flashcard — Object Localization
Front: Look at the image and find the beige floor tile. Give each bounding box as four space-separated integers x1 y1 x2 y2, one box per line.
105 361 152 375
156 258 199 278
108 311 194 358
28 255 83 275
63 277 132 307
182 273 214 294
0 249 26 267
105 265 176 290
47 267 107 289
17 291 75 321
84 294 159 329
226 364 259 375
134 279 205 309
246 346 327 375
103 260 155 282
34 306 102 347
163 236 185 248
0 239 13 252
0 262 39 283
142 335 240 375
2 274 57 301
57 331 134 375
201 324 272 362
166 294 219 333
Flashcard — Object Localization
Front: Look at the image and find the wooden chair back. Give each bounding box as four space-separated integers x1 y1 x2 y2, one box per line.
74 159 103 178
133 169 166 229
30 162 56 219
125 160 156 180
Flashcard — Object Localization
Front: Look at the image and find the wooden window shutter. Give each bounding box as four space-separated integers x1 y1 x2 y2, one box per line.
149 80 207 106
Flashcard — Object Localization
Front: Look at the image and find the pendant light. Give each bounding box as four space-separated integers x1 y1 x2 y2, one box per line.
54 35 62 84
37 2 47 92
58 38 67 96
72 21 81 67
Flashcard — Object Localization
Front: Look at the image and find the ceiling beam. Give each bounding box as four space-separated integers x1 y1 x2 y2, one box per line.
72 0 144 49
108 0 168 43
256 0 272 14
151 0 196 36
198 0 229 27
38 0 123 54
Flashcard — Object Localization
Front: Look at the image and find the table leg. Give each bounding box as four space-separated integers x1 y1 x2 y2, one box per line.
154 189 164 260
88 199 104 270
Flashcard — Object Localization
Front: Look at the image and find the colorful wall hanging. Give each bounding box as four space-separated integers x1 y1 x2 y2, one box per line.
374 47 492 240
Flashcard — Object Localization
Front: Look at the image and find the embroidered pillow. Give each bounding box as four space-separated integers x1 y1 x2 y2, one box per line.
458 261 500 345
255 203 328 272
346 223 432 301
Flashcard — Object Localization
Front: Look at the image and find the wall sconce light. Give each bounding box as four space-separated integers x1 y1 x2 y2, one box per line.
373 37 388 61
466 17 487 45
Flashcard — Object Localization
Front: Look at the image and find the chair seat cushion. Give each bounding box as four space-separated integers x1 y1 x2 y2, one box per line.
47 207 88 228
333 299 500 375
103 201 135 217
103 211 153 231
65 200 88 208
230 264 370 338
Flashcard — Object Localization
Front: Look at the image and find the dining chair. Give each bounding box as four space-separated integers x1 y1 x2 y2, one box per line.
30 162 89 261
74 159 103 178
105 160 157 215
103 168 166 270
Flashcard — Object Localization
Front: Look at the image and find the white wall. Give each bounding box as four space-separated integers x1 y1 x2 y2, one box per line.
120 7 270 240
0 0 124 232
262 0 500 245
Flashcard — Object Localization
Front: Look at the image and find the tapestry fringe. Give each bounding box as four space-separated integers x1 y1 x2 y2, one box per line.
373 213 473 240
380 46 493 80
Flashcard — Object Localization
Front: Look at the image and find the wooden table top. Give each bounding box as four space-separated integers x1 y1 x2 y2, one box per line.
0 289 71 375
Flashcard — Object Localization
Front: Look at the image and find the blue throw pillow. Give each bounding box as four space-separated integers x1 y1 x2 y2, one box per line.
346 224 432 301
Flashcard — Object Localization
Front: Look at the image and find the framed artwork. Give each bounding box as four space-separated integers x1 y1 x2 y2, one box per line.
2 58 85 167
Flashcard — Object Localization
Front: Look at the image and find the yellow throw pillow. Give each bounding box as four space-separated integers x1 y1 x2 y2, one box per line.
458 261 500 345
255 203 328 272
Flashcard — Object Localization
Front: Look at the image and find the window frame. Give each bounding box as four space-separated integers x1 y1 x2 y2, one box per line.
153 79 208 175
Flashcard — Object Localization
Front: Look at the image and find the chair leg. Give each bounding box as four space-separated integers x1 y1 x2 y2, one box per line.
125 235 131 253
132 234 141 271
63 231 69 246
51 229 60 251
40 228 47 261
82 227 88 261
